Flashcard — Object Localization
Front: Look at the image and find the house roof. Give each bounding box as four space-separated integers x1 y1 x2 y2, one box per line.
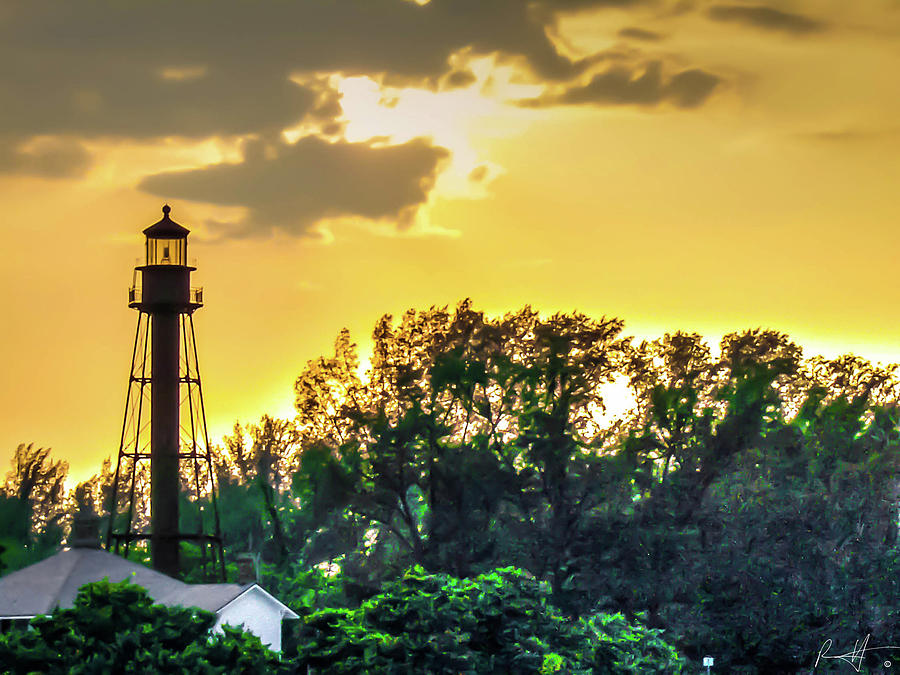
216 583 299 620
0 547 294 620
162 583 250 614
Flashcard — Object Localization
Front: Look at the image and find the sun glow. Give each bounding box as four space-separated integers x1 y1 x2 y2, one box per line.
334 75 489 200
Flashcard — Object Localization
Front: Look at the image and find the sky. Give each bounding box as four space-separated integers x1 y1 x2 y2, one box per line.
2 0 900 485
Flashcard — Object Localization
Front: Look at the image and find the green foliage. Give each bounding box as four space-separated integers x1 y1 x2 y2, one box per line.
653 394 900 672
0 444 69 573
0 578 284 674
0 495 32 573
260 560 348 614
296 565 685 673
578 334 900 672
207 303 900 671
583 613 686 674
27 301 900 671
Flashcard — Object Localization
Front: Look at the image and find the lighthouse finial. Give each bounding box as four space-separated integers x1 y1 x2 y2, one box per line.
162 204 171 217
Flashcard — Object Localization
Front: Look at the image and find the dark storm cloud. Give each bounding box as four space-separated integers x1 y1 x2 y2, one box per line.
517 61 719 109
0 66 319 140
618 27 665 41
0 0 696 143
0 0 713 237
139 136 449 237
0 0 648 145
707 4 826 34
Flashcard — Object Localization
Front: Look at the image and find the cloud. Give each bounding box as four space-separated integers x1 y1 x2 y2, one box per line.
468 165 490 183
517 61 720 109
0 62 322 141
440 69 478 90
707 4 826 34
0 0 715 234
666 68 722 108
797 126 900 143
618 27 665 41
139 136 450 237
0 0 654 145
0 136 92 178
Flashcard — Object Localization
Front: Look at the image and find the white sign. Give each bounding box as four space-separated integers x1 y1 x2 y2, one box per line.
703 656 714 666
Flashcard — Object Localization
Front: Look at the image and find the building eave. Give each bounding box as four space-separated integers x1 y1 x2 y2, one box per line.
216 583 299 619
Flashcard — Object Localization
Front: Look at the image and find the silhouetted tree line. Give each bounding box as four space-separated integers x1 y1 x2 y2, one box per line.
0 443 105 573
4 299 900 672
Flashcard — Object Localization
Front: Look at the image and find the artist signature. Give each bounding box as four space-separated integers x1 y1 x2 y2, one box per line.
816 635 900 672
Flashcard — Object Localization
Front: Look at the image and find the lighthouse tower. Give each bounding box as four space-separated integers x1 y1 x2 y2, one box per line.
106 205 224 580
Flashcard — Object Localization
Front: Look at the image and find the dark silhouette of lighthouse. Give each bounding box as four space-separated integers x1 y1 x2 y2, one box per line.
106 205 224 580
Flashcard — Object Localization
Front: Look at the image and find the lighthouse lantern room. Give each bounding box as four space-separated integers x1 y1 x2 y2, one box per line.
144 207 188 266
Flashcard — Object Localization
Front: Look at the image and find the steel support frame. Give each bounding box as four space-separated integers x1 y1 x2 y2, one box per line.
106 310 225 581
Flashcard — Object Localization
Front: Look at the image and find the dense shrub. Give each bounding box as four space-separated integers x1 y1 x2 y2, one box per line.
0 579 284 674
296 565 685 673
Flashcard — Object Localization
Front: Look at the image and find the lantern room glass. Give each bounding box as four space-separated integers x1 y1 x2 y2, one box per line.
146 237 186 266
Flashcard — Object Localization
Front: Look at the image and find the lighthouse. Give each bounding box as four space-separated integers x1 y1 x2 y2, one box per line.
106 206 224 580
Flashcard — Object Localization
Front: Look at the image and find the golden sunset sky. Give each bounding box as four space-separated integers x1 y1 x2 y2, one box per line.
2 0 899 484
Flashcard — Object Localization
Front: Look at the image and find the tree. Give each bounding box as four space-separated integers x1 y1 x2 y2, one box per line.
182 300 900 671
0 443 68 573
297 565 684 674
212 415 364 580
0 578 285 674
289 302 631 592
71 457 115 542
587 335 900 672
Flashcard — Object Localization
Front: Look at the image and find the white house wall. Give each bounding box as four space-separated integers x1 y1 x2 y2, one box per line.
213 586 287 653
